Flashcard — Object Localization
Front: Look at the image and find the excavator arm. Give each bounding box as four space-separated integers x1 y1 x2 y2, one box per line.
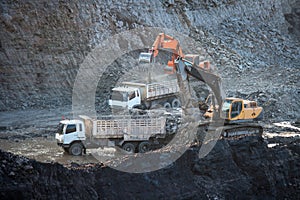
138 33 184 71
174 56 263 138
139 32 223 115
139 33 211 72
174 58 225 118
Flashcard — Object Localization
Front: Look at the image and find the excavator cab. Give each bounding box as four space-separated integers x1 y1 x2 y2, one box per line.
221 99 243 120
220 98 263 122
230 100 243 118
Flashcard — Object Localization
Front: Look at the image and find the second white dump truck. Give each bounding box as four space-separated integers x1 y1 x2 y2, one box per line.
55 114 178 155
108 78 181 110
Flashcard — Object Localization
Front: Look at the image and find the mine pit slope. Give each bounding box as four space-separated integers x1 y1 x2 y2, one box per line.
0 0 299 199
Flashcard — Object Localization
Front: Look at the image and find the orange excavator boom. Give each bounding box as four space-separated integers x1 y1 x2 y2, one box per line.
139 33 211 72
150 33 184 58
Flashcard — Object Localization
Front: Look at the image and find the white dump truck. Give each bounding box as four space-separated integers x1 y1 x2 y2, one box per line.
55 115 178 155
108 79 181 110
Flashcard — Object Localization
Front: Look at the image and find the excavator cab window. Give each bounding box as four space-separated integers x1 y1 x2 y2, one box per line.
231 101 242 118
222 100 232 118
249 102 257 108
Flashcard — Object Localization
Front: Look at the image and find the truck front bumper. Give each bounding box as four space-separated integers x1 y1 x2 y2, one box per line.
55 133 64 146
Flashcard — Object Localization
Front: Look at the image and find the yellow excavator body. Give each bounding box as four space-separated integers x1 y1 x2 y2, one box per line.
223 98 263 122
204 97 263 122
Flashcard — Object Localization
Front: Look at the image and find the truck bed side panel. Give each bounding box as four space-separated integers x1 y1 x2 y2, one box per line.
92 116 166 141
122 80 179 101
124 117 166 141
146 80 179 99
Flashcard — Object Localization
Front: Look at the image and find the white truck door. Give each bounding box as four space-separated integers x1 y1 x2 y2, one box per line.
63 124 79 145
77 122 86 140
128 89 141 109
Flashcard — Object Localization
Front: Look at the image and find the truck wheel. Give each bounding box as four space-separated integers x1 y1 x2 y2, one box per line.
140 103 147 110
68 142 83 156
144 102 151 109
138 141 151 153
171 98 181 108
163 102 171 109
122 143 135 153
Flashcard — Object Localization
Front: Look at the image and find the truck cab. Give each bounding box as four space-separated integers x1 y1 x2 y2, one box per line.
55 119 86 155
109 87 141 109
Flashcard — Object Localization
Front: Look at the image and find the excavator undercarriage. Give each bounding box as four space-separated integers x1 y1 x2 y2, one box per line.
196 121 263 145
215 123 263 138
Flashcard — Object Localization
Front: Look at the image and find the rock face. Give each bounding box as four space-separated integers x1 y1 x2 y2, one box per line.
0 0 299 120
0 135 299 199
0 1 299 198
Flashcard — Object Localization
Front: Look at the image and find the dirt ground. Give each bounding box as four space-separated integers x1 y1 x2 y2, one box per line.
0 124 299 166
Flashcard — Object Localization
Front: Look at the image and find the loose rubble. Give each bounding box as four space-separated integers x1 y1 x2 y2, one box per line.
0 134 299 199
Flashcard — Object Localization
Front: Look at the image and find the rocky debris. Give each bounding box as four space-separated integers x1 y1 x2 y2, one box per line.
0 134 299 199
0 0 299 122
264 123 300 134
283 0 300 37
0 0 299 198
0 107 73 138
265 133 300 147
0 150 99 199
0 126 54 141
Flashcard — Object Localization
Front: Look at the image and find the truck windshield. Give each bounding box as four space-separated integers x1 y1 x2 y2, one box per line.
111 91 128 101
57 123 65 135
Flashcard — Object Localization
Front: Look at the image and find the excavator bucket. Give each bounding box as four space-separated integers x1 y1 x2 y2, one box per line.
138 52 153 64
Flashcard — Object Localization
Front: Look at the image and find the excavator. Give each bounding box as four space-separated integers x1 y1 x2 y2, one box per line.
139 33 264 137
139 33 211 73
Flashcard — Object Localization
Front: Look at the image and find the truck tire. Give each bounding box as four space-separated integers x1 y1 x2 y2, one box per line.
163 102 171 109
171 98 181 108
122 143 135 153
68 142 83 156
144 102 151 109
138 141 151 153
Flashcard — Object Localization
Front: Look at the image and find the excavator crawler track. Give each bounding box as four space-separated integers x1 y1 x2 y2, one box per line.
198 122 263 142
221 123 263 139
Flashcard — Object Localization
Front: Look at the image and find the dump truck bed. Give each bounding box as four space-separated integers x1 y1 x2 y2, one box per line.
122 79 179 100
82 115 166 141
